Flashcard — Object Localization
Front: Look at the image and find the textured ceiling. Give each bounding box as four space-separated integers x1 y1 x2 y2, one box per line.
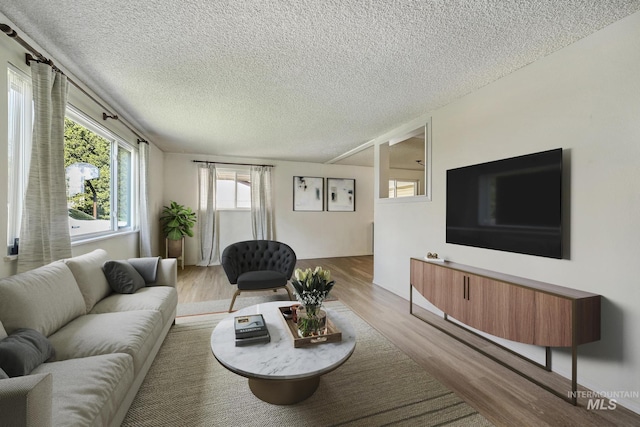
1 1 639 163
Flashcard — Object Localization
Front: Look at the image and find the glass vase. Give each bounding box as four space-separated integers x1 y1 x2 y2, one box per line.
296 303 327 338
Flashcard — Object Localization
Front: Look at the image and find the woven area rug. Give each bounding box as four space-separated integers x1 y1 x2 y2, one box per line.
177 293 293 317
123 302 492 426
177 294 338 317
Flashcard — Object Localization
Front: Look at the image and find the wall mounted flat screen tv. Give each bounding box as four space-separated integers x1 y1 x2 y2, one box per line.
446 148 563 259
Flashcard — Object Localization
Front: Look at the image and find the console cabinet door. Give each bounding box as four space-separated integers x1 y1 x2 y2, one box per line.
410 258 424 295
504 284 536 344
468 278 536 344
432 265 460 316
446 269 471 322
534 293 572 346
460 274 490 331
417 261 455 314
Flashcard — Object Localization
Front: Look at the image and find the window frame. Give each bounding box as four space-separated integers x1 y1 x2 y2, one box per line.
6 65 33 255
388 179 419 198
65 105 138 241
378 120 432 202
215 167 251 211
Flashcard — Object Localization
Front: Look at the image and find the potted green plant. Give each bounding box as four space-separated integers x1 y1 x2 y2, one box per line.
160 201 197 265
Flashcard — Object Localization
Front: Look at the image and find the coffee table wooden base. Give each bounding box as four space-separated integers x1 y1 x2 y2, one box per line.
248 376 320 405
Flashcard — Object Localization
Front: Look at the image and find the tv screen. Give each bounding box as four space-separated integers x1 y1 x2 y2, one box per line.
446 148 563 258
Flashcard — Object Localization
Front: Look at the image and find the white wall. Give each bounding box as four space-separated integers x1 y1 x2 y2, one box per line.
373 11 640 413
162 153 374 265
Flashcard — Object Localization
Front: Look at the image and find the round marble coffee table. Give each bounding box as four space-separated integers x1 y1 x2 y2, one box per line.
210 301 356 405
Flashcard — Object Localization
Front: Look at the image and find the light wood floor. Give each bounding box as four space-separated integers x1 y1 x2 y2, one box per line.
176 256 639 426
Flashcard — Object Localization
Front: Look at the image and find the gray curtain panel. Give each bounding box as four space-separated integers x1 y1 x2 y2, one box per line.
196 164 219 266
18 62 71 273
138 142 152 257
250 166 274 240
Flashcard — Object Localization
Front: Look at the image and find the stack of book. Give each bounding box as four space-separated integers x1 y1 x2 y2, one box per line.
234 314 270 347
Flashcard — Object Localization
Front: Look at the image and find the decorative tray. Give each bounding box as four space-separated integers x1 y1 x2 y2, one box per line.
278 306 342 348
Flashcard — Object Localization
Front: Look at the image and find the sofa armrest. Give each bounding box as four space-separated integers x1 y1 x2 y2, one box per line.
0 373 52 427
155 258 177 288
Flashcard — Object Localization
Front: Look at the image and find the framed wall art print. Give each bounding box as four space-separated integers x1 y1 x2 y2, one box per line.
327 178 355 212
293 176 324 211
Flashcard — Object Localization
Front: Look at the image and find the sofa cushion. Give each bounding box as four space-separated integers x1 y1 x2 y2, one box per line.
64 249 112 312
127 256 161 284
48 311 162 374
102 261 146 294
91 286 178 325
0 261 86 336
32 353 134 427
0 367 8 379
0 329 55 377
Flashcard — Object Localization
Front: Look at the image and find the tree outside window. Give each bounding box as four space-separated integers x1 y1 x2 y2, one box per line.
64 108 135 237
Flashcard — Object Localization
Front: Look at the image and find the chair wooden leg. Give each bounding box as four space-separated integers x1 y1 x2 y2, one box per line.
229 285 293 312
229 289 242 312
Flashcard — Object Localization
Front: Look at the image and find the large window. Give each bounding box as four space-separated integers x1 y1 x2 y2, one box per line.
6 66 32 254
216 168 250 209
65 107 136 238
7 73 137 253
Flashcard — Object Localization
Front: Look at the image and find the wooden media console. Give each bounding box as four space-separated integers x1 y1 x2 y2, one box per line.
409 258 601 405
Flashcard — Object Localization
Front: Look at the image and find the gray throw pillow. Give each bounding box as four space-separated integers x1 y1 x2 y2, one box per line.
0 328 55 377
0 367 8 379
102 260 146 294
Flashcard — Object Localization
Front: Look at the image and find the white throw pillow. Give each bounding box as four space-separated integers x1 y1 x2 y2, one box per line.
64 249 112 312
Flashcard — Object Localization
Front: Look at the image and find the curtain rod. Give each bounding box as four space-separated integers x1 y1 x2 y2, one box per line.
192 160 274 168
1 23 150 145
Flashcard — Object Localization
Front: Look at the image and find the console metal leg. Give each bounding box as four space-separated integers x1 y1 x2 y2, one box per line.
545 346 552 371
571 343 578 405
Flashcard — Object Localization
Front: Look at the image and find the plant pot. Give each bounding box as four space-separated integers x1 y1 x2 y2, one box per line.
166 238 184 259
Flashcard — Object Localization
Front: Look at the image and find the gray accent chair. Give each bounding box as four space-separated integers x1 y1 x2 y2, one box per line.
221 240 297 312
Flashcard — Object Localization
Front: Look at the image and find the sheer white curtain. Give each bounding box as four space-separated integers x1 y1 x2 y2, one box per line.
138 142 152 257
18 62 71 273
197 164 219 266
250 166 275 240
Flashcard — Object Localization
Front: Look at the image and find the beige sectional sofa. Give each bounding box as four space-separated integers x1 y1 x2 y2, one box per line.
0 249 178 427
